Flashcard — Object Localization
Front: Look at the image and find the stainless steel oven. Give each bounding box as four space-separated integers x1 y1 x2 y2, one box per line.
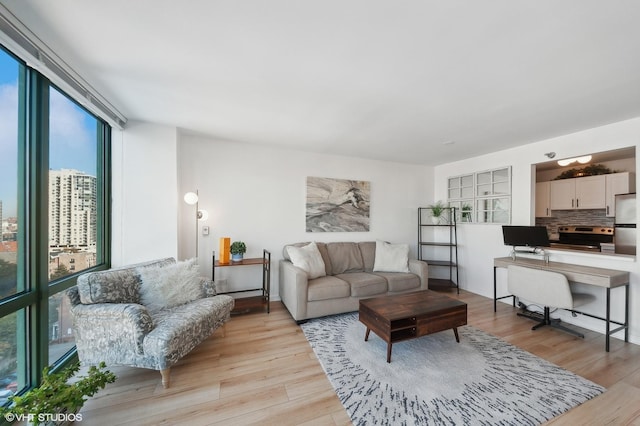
550 226 614 252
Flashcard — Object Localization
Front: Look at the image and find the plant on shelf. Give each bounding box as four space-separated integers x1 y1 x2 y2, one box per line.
230 241 247 262
553 164 615 180
427 201 447 224
0 362 116 425
461 203 472 222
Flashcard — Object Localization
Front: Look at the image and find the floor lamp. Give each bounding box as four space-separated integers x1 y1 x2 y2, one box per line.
184 190 208 259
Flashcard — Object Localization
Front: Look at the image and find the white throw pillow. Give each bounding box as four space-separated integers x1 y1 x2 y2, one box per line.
138 258 203 312
373 240 410 273
286 242 326 279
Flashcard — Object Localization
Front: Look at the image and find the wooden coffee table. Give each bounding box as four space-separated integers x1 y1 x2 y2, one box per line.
359 290 467 362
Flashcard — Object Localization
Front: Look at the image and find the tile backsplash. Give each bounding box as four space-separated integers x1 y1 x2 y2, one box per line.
535 209 614 237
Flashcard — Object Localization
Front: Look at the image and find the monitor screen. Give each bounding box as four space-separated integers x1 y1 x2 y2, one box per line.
502 226 550 248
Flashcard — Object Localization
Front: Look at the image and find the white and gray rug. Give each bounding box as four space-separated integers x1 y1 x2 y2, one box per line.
300 312 605 425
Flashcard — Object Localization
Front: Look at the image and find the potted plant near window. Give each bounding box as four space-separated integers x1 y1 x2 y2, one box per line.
230 241 246 262
1 362 116 425
461 203 472 222
427 201 447 224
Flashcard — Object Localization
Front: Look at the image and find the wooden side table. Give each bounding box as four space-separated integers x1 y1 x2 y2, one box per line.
213 249 271 313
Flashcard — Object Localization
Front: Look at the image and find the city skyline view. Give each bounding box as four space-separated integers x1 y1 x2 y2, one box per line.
0 48 98 218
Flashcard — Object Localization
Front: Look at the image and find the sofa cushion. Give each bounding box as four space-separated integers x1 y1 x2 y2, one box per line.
315 243 333 276
337 272 388 297
77 258 175 305
373 240 410 273
358 241 376 272
307 276 351 301
138 258 204 312
327 242 364 274
143 295 234 367
373 272 421 292
286 242 326 279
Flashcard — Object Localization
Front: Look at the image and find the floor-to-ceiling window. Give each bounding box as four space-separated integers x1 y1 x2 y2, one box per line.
0 44 25 406
0 45 111 404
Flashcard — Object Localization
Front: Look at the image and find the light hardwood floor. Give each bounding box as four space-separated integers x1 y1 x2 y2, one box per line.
80 291 640 425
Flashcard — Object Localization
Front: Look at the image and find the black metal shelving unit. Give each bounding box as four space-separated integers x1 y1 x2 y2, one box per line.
213 249 271 313
418 207 459 293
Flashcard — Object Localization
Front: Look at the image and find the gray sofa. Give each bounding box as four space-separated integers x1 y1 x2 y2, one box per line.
279 241 428 323
67 258 234 388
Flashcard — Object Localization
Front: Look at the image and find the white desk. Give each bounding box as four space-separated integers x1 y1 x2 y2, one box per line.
493 256 630 351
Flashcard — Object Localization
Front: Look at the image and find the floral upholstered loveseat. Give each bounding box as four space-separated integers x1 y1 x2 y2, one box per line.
66 257 234 388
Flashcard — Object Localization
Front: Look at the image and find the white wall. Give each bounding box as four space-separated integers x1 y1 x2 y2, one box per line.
112 121 179 266
434 117 640 344
177 134 433 295
113 116 639 345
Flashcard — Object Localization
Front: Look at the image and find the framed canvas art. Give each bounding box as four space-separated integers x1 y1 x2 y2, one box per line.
306 176 370 232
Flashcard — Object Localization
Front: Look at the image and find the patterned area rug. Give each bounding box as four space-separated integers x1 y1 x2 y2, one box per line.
300 312 605 425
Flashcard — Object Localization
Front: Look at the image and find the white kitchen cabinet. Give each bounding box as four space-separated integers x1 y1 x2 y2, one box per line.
549 175 606 210
605 172 636 217
575 175 606 209
550 179 576 210
535 181 552 217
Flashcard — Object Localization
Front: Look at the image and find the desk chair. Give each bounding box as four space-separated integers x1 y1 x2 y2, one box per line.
507 265 595 338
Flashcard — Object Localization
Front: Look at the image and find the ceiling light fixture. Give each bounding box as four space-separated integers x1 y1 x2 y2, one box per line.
557 155 592 167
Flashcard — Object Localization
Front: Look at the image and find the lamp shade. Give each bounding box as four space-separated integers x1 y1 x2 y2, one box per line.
198 209 209 221
184 192 199 205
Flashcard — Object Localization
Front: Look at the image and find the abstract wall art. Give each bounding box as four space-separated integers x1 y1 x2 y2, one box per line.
306 176 370 232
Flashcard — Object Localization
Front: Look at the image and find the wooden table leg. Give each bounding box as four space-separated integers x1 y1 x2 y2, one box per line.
387 342 393 363
453 327 460 343
364 328 371 341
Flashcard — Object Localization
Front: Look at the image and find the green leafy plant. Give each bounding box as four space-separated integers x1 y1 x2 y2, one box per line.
230 241 246 255
1 362 116 425
427 201 446 217
553 164 615 180
461 203 472 221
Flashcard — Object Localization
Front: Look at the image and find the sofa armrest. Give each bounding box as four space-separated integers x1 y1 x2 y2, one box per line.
279 260 309 322
409 259 429 289
71 303 154 357
201 277 217 297
66 285 82 307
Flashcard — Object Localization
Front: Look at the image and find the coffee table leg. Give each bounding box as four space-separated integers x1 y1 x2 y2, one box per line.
365 328 371 341
387 343 393 363
453 327 460 343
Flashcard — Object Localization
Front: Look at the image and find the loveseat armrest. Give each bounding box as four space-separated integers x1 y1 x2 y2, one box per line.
409 259 429 289
71 303 154 358
279 260 310 322
201 277 217 297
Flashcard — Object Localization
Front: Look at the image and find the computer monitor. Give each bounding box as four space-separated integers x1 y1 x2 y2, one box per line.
502 226 550 249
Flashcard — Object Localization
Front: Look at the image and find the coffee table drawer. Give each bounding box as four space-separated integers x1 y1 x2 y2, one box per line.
416 307 467 336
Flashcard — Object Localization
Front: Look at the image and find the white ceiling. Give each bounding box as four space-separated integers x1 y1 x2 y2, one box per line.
4 1 640 165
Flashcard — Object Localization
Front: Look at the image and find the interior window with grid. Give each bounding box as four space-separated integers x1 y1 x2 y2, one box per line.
447 174 474 223
447 167 511 224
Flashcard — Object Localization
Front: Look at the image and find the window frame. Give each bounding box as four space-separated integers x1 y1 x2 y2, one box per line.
447 166 512 224
0 45 112 397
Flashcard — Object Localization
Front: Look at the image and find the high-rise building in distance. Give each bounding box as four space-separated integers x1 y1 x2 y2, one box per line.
49 169 97 248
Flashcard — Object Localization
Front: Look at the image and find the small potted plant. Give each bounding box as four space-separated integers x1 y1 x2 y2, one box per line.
427 201 447 224
230 241 246 262
461 203 472 222
1 362 116 425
